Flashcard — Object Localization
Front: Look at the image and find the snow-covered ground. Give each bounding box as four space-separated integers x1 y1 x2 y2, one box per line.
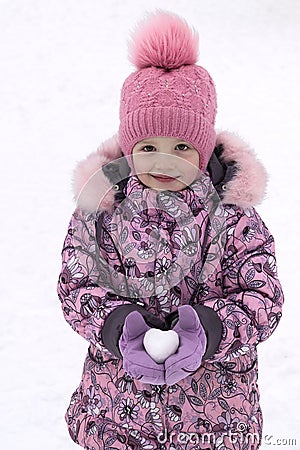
1 0 299 448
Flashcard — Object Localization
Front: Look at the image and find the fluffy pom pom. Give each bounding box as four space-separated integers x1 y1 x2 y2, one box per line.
129 10 199 70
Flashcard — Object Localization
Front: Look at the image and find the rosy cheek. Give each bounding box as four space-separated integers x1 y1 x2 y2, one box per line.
133 155 153 174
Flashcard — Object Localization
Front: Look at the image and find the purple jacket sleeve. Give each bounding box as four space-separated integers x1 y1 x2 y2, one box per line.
57 207 166 357
196 207 284 368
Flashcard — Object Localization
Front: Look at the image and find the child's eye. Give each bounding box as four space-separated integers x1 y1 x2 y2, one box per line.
142 145 156 152
175 143 190 151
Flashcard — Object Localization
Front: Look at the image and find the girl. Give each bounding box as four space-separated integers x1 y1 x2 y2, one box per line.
57 11 284 450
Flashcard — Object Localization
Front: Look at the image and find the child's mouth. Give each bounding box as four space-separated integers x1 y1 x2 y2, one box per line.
151 174 179 182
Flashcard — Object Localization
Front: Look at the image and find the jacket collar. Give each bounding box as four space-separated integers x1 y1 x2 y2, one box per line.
72 131 268 213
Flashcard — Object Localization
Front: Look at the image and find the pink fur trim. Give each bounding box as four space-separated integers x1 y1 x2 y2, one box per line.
216 131 268 209
129 10 199 70
72 131 268 212
72 135 122 213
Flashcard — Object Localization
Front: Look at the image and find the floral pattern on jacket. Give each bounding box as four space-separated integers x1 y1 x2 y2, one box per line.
57 168 283 450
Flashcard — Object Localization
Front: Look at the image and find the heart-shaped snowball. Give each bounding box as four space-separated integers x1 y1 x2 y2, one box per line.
143 328 180 363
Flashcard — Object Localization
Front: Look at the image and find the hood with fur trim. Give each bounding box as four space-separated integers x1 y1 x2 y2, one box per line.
72 131 268 213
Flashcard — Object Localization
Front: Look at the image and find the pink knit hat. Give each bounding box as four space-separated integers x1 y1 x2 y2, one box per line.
118 11 217 171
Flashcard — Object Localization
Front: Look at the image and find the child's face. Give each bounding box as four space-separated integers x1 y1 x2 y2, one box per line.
131 137 200 191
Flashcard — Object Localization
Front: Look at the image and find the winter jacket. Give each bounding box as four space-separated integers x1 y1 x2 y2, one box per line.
57 130 284 450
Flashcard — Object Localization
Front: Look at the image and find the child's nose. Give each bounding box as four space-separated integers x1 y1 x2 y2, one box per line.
154 153 177 169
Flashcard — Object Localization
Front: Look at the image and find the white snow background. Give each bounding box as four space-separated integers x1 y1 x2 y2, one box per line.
0 0 299 448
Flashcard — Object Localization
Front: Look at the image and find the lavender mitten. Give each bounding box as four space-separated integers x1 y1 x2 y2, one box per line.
119 311 166 385
165 305 207 385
